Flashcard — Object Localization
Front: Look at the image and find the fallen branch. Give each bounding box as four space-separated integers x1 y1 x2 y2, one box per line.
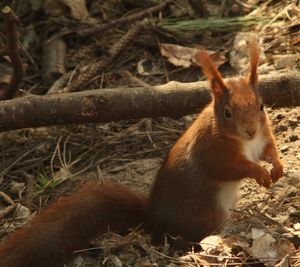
0 6 24 100
0 71 299 132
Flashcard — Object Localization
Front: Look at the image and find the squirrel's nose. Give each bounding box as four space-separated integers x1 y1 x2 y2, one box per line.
246 128 256 138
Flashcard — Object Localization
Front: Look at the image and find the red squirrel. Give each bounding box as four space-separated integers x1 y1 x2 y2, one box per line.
0 39 283 267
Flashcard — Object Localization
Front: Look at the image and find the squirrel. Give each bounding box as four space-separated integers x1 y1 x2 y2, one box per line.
0 39 283 267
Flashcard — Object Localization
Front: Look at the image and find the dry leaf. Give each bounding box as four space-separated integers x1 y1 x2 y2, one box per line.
251 231 277 259
14 204 31 220
160 43 225 68
53 167 71 180
10 181 25 195
248 228 296 266
251 228 266 239
200 235 223 252
62 0 89 21
293 223 300 231
43 0 89 21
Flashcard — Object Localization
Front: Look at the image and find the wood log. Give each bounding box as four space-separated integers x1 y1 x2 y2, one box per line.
0 71 299 132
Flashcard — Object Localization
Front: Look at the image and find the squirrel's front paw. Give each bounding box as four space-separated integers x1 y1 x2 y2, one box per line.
270 162 283 183
255 167 272 188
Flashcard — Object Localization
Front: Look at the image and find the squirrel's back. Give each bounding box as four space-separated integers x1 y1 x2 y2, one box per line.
148 104 238 241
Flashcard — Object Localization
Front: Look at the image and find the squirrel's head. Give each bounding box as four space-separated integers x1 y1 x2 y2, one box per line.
198 38 267 141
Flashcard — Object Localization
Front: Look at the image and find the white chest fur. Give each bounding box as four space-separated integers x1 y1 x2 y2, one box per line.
217 130 267 219
242 131 267 163
217 181 241 219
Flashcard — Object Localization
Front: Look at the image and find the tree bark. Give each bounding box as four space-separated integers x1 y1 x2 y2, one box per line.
0 71 299 132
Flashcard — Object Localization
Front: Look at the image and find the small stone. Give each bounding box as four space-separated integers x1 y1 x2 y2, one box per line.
280 145 289 152
15 204 31 220
289 135 298 142
276 113 286 120
275 124 288 133
293 223 300 230
288 118 298 127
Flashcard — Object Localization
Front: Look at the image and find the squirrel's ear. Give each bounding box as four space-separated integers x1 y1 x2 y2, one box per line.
247 38 260 88
198 50 227 99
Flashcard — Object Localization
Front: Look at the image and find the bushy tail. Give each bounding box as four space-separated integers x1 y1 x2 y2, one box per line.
0 181 148 267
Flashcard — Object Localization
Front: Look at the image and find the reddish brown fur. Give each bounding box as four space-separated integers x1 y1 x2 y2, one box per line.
0 39 283 267
260 120 284 182
148 101 276 241
0 182 147 267
198 50 227 97
225 78 257 108
248 38 260 87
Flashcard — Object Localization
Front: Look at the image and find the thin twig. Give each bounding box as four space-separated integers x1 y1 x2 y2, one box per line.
21 171 35 210
0 6 24 100
0 191 16 219
0 191 15 206
0 205 16 219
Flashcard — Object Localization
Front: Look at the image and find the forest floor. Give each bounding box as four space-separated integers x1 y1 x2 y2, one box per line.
0 0 299 266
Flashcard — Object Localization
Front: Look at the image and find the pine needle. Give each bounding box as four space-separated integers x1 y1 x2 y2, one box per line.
161 16 272 33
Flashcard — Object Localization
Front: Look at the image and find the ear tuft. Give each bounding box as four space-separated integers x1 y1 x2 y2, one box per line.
198 50 227 99
248 38 260 88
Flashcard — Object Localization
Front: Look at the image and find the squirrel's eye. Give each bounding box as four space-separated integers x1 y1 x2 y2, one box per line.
260 103 264 111
224 107 232 119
